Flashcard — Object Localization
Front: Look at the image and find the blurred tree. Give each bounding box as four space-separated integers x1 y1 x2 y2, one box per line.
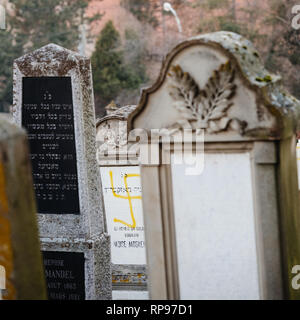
0 28 20 112
194 0 300 99
91 21 147 116
195 0 263 40
263 0 300 98
196 0 240 34
120 0 160 27
121 0 185 28
123 28 148 86
0 0 100 112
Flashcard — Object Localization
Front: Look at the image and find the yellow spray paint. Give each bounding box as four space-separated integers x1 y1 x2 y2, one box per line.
109 170 142 229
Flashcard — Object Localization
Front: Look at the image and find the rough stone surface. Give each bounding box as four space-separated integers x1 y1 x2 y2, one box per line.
129 31 300 140
0 115 47 300
96 105 138 165
96 105 137 127
12 44 112 300
13 44 106 238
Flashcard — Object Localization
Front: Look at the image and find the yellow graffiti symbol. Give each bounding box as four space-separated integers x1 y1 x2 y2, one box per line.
109 170 141 228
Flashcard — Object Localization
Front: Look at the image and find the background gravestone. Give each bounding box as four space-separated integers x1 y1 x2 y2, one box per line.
0 114 47 300
12 44 111 300
96 105 148 300
128 31 300 300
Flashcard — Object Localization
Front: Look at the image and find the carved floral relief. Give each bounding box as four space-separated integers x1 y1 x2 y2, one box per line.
167 61 247 134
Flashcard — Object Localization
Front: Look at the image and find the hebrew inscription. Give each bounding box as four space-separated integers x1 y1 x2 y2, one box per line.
22 77 79 214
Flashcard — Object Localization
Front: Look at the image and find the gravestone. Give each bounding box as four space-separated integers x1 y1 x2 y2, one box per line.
128 31 300 299
96 105 148 300
0 114 47 300
0 265 4 300
297 140 300 191
12 44 112 300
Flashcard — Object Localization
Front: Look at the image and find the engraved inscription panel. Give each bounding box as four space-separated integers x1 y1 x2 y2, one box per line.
100 166 146 265
22 77 79 214
43 251 85 301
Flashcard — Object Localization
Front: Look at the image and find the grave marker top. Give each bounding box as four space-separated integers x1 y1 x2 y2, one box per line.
128 31 300 141
13 44 106 238
128 31 300 300
96 105 137 165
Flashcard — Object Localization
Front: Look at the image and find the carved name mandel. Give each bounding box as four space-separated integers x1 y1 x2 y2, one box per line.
168 61 247 134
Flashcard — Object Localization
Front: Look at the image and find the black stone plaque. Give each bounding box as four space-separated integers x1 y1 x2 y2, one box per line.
42 251 85 301
22 77 80 214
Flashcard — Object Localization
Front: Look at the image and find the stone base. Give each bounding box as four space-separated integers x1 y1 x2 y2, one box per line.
40 234 111 300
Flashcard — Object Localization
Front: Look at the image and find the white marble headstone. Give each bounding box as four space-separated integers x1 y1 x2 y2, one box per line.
171 152 260 299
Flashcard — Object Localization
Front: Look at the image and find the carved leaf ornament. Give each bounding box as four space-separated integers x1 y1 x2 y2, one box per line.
168 61 247 134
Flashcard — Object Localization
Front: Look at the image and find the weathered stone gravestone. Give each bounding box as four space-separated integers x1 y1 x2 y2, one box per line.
128 31 300 300
0 115 47 300
297 140 300 191
0 265 4 300
96 105 148 300
12 44 111 300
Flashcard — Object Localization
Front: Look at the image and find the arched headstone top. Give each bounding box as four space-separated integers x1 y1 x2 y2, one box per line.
96 105 137 128
190 32 278 87
96 106 137 163
128 31 300 141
